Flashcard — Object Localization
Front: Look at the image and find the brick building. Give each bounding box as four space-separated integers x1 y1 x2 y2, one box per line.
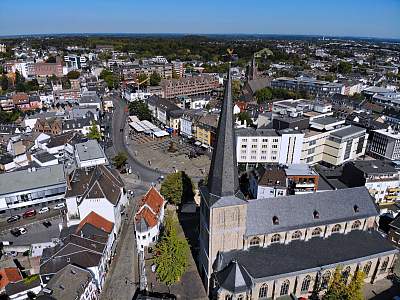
160 75 219 99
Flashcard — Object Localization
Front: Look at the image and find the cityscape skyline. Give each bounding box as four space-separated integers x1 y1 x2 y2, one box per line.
0 0 399 39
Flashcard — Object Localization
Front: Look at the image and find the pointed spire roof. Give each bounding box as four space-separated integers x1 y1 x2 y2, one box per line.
207 68 241 200
249 55 257 81
216 261 252 293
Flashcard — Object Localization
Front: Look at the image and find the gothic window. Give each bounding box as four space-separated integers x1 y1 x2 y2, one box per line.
292 230 302 240
271 234 281 244
250 237 261 247
312 227 322 236
342 267 351 282
332 224 341 233
321 271 331 289
354 205 359 213
280 280 290 296
272 216 279 225
351 220 361 230
363 261 372 276
301 275 311 293
380 257 390 274
313 210 320 219
259 284 268 298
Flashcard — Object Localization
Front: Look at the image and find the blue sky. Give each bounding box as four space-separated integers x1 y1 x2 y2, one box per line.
1 0 399 38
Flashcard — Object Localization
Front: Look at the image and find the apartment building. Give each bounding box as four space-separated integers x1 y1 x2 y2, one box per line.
271 76 344 96
64 55 88 70
369 128 400 161
171 60 184 78
160 75 219 99
34 58 63 77
121 63 173 80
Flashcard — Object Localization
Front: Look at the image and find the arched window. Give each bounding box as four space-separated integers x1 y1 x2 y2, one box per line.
259 283 268 298
273 216 279 225
380 257 390 274
292 230 302 240
342 267 351 282
250 237 261 247
313 210 320 219
271 234 281 244
363 261 372 276
301 275 311 293
312 227 322 237
225 295 232 300
280 280 290 296
332 224 341 233
237 295 243 300
321 271 331 289
351 220 361 230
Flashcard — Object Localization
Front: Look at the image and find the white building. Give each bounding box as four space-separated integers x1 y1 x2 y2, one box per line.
369 128 400 161
74 140 107 168
134 187 166 252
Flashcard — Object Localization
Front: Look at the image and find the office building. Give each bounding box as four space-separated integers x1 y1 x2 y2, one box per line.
369 128 400 161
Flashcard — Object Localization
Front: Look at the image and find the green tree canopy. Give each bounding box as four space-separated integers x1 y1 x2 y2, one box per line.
150 71 162 86
337 61 353 74
153 213 190 286
112 152 128 169
128 100 152 121
137 73 149 87
1 76 9 91
255 87 273 103
236 111 253 126
100 69 119 89
86 122 102 141
160 171 194 206
67 70 80 80
232 79 241 99
172 70 180 79
322 267 365 300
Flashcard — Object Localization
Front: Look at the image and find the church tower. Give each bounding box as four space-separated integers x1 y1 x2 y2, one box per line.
248 54 257 81
199 68 247 293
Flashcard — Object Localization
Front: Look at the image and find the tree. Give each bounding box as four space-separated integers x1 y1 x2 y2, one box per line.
337 61 352 74
345 270 365 300
323 267 346 300
236 111 253 126
0 76 8 91
112 152 128 169
128 101 152 121
153 213 190 286
150 72 161 86
137 73 149 87
67 70 80 80
100 69 119 89
232 80 241 99
322 267 365 300
172 70 180 79
160 171 194 206
86 122 102 141
255 87 273 103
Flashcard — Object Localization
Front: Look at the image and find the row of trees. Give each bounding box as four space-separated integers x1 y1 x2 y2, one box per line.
128 100 152 121
160 171 195 206
255 87 311 104
321 267 364 300
100 69 120 89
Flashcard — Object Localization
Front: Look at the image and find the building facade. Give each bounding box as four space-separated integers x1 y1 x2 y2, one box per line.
160 75 219 99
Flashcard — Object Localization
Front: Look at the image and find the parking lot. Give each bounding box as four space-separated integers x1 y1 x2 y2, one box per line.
129 133 211 178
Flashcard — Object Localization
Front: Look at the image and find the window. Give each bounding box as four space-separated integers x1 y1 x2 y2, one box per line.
237 295 243 300
280 280 290 296
308 148 315 154
259 283 268 298
272 216 279 225
262 139 268 142
312 227 322 236
363 261 372 276
332 224 341 233
272 144 278 149
342 267 351 282
313 210 320 219
380 257 389 274
271 234 281 244
273 138 279 143
301 275 311 293
292 230 302 240
353 205 359 213
252 145 257 148
351 220 361 230
321 271 331 289
306 156 314 163
241 145 247 148
262 144 268 148
309 140 316 146
225 295 232 300
251 139 257 142
250 237 260 247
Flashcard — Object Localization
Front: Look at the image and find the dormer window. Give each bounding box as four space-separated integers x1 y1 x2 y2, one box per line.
273 216 279 225
354 205 359 213
313 210 320 219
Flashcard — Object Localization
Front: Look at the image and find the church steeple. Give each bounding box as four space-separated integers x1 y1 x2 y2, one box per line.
249 55 257 81
207 68 241 199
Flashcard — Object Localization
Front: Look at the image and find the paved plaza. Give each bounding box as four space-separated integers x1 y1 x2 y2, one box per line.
128 134 211 179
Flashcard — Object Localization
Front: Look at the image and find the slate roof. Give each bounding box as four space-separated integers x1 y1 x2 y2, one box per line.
207 68 244 204
5 275 41 296
215 261 253 293
65 165 124 205
33 151 58 163
46 131 83 148
216 230 397 282
245 187 378 236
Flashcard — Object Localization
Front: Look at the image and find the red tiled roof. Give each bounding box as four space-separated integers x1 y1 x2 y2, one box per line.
76 211 114 234
0 267 22 289
136 207 158 228
140 187 164 214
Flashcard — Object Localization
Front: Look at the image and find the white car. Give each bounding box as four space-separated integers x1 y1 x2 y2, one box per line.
39 207 50 214
19 228 27 235
54 203 65 210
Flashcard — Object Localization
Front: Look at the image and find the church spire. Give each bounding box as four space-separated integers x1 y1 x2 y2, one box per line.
249 54 257 80
207 68 240 198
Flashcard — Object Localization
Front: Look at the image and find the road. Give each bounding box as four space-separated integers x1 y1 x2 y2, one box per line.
111 96 161 184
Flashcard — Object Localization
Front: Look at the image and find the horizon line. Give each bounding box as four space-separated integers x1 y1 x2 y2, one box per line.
0 32 399 42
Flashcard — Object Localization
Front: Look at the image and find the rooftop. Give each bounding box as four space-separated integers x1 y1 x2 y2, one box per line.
285 164 318 176
0 165 66 196
330 125 366 139
75 140 106 162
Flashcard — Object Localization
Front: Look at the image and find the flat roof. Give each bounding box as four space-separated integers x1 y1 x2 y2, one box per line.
75 140 106 162
285 164 317 176
0 165 66 195
311 116 343 126
330 125 366 138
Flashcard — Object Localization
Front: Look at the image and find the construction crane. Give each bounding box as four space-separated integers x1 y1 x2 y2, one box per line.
227 48 234 56
137 76 150 91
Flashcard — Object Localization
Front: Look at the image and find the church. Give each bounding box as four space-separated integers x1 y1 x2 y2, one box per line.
198 69 398 299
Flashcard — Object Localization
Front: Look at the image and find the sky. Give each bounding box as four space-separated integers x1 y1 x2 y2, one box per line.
0 0 399 39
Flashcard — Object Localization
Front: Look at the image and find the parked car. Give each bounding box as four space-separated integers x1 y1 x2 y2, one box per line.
42 221 52 228
7 215 21 223
10 228 21 237
19 227 27 235
22 209 36 218
54 203 65 210
39 207 50 214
